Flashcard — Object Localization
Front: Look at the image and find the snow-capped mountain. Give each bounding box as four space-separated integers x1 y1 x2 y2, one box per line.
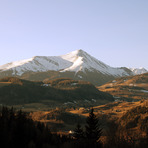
60 50 130 76
129 67 148 75
0 50 130 76
0 49 147 85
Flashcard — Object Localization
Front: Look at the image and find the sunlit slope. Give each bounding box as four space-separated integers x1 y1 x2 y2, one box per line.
98 73 148 100
29 99 148 134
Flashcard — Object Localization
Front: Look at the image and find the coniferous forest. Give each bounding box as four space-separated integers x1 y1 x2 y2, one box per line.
0 106 148 148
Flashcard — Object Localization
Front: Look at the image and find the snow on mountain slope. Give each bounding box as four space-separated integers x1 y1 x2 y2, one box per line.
0 58 34 70
0 56 72 75
0 49 146 77
129 67 148 75
61 50 130 76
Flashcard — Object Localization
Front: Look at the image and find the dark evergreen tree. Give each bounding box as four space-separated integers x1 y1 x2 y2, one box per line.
85 108 102 147
74 123 84 139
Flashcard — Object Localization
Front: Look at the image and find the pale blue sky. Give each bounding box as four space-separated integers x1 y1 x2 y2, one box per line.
0 0 148 69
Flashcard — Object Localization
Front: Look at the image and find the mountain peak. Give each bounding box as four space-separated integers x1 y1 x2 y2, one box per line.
129 67 148 75
76 49 86 54
73 49 84 52
76 49 90 57
64 49 87 57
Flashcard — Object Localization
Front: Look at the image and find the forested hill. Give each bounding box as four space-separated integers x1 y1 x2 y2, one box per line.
0 77 114 106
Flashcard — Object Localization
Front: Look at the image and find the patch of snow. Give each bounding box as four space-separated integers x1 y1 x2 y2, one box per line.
140 90 148 93
61 56 84 72
84 99 90 102
73 101 77 104
71 83 78 86
42 84 51 87
92 99 96 102
129 84 136 87
114 96 120 99
114 99 120 102
63 102 74 105
78 75 83 79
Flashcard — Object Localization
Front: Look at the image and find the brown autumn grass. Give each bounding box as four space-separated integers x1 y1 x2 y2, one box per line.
26 99 148 135
98 73 148 100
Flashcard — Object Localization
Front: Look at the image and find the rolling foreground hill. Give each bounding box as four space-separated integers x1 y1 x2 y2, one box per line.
0 50 147 85
0 77 114 107
29 99 148 140
99 72 148 101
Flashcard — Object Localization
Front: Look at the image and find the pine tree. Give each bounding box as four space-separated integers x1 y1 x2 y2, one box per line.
85 108 102 144
74 123 84 139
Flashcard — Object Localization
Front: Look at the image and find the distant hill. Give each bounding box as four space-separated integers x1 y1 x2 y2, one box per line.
0 77 114 107
99 72 148 101
1 49 147 85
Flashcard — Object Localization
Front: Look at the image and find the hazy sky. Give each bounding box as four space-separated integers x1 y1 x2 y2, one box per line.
0 0 148 69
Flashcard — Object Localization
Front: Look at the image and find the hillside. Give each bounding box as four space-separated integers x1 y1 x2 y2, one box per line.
28 99 148 138
119 102 148 135
0 77 114 108
98 72 148 101
30 108 86 132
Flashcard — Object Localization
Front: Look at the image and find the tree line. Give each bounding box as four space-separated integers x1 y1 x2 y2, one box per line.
0 106 147 148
